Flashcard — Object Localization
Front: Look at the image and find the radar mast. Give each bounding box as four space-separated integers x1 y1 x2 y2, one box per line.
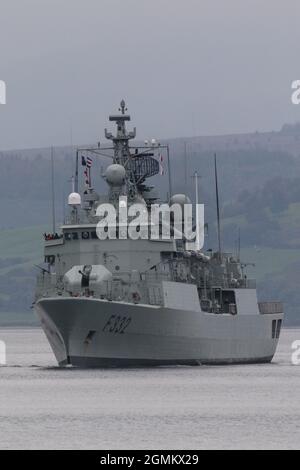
105 100 137 198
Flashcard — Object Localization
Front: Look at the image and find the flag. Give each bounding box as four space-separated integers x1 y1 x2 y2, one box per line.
81 156 86 166
159 153 164 175
86 156 93 168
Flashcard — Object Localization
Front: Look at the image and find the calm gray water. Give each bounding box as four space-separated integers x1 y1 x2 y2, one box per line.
0 327 299 450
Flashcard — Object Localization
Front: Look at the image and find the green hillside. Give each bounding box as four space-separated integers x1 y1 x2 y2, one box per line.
0 225 46 326
1 135 300 325
0 225 45 259
0 221 299 326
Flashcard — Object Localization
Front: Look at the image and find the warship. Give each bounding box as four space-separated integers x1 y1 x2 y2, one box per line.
34 100 284 367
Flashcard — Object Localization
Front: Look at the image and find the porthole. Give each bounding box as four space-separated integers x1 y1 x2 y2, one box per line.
82 231 90 240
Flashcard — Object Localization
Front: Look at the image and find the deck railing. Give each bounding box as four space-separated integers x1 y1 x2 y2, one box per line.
258 302 283 314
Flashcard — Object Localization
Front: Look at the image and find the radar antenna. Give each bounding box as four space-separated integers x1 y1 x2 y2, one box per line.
119 99 127 114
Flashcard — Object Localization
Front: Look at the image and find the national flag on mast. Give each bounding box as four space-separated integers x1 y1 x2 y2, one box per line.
86 156 93 168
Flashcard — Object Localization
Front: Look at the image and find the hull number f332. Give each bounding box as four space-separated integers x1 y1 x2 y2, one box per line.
102 315 131 334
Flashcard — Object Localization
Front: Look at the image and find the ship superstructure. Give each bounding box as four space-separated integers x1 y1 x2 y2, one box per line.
35 101 283 367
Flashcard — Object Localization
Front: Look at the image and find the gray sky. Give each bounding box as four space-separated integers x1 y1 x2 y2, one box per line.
1 0 300 150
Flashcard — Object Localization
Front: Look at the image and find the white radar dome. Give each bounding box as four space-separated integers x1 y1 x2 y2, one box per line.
68 192 81 206
106 164 126 186
169 194 191 207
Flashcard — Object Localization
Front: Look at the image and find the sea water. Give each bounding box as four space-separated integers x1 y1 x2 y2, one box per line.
0 327 299 449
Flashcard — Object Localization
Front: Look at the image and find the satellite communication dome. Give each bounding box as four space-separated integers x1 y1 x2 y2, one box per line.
106 164 126 186
169 194 191 207
68 192 81 206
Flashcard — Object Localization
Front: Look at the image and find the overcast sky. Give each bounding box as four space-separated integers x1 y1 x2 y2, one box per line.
1 0 300 150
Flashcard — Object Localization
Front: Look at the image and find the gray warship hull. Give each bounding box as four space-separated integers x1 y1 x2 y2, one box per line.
35 297 283 367
35 101 284 367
